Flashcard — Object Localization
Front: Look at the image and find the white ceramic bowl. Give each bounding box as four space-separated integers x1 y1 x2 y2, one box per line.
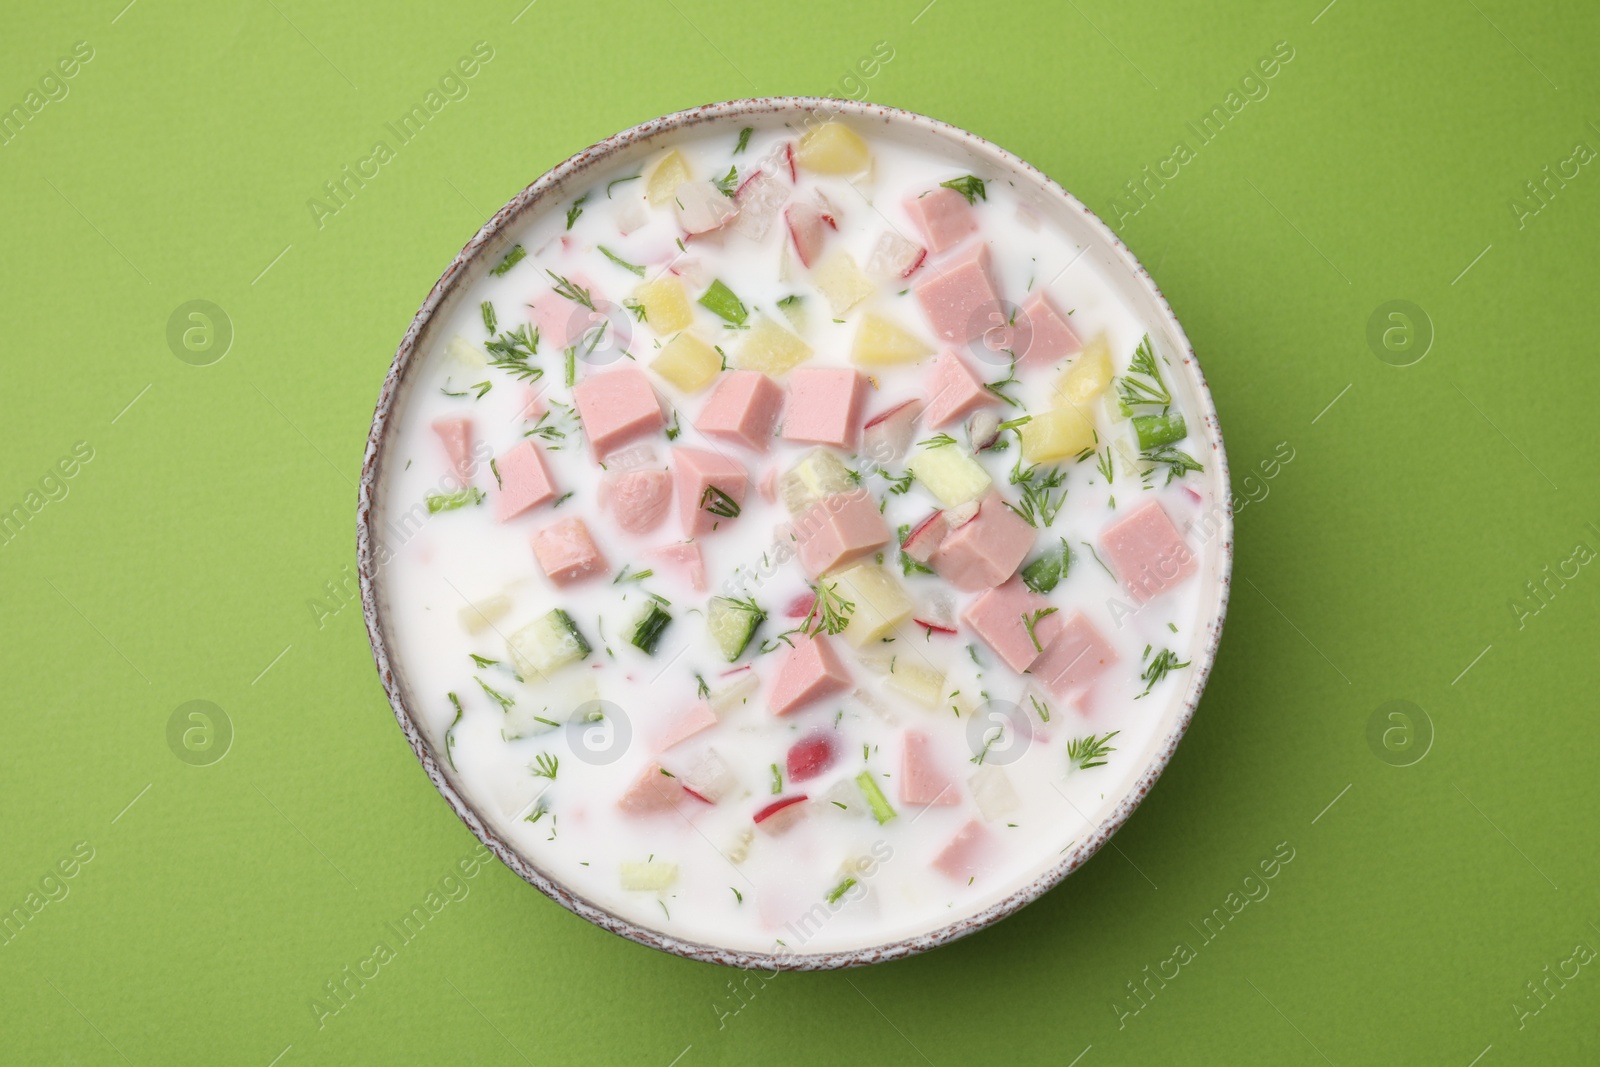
358 97 1233 969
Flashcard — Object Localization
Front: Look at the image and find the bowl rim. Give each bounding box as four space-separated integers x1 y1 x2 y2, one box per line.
357 95 1233 971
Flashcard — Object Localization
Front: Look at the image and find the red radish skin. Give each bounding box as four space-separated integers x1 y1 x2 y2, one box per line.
864 399 919 430
719 664 752 677
753 795 807 823
785 204 831 267
901 248 928 278
683 786 716 804
784 143 796 182
901 510 944 548
914 618 957 635
786 734 837 782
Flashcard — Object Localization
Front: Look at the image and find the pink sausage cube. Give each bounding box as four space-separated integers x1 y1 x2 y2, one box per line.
493 441 558 522
649 541 707 592
795 490 891 577
1031 611 1118 697
904 187 978 254
696 370 783 451
572 366 664 460
914 243 1004 344
931 491 1035 591
1099 499 1197 601
932 819 995 881
780 367 867 450
431 416 476 483
531 517 607 586
617 762 685 814
769 634 852 716
605 469 672 534
672 447 749 537
899 730 960 806
1014 290 1082 368
961 578 1064 673
528 274 607 349
923 351 997 429
655 700 719 753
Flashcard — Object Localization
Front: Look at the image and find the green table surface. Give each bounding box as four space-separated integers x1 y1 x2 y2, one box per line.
4 1 1597 1063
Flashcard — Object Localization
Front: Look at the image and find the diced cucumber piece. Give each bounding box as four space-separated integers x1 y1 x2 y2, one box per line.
855 771 898 825
620 861 678 891
507 608 592 680
707 596 766 662
630 601 673 655
1133 413 1186 450
778 448 858 515
1021 539 1072 594
446 335 488 368
698 279 748 325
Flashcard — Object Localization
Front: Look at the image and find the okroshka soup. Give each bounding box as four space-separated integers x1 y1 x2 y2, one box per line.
362 101 1230 965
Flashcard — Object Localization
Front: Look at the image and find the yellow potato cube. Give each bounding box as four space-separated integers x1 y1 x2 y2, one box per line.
1055 335 1114 406
796 121 871 175
646 149 692 206
908 445 992 506
650 333 722 393
831 564 913 647
885 662 946 709
850 314 933 366
812 252 878 316
1020 405 1096 463
733 315 812 376
633 276 693 334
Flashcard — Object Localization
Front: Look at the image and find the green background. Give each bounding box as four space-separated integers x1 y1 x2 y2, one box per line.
3 0 1596 1063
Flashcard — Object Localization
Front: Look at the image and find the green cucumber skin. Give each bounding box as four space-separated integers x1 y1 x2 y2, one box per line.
855 771 898 825
698 279 748 325
631 604 673 655
553 608 592 658
1133 413 1186 450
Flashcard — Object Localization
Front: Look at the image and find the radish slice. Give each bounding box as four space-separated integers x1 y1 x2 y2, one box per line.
754 795 807 823
787 734 837 782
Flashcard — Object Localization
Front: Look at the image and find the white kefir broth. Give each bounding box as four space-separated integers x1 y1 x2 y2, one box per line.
374 118 1219 954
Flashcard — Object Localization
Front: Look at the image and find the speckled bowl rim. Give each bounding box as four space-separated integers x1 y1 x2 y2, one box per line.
358 96 1233 971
